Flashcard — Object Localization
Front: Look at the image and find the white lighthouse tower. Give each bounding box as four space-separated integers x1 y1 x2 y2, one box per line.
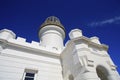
38 16 65 52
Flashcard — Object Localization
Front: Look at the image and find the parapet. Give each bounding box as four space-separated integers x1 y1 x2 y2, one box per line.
16 37 26 42
0 29 63 54
69 29 83 39
69 29 101 45
0 29 16 40
90 36 101 44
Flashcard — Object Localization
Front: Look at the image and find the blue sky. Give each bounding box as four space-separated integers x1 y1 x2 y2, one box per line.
0 0 120 74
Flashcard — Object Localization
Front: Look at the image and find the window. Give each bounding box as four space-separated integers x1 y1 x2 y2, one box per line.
69 74 74 80
24 72 35 80
96 66 109 80
23 69 38 80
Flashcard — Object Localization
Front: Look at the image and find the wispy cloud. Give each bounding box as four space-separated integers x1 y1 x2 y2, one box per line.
88 16 120 27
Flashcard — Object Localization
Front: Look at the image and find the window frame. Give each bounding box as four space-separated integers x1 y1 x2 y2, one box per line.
23 69 38 80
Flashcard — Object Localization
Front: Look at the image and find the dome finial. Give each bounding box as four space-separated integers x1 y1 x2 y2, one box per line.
40 16 65 32
45 16 61 23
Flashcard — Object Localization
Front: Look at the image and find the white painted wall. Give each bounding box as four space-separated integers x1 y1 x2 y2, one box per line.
0 47 63 80
61 29 120 80
0 28 63 80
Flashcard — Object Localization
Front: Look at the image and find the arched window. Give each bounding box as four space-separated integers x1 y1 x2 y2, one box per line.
96 66 109 80
69 74 74 80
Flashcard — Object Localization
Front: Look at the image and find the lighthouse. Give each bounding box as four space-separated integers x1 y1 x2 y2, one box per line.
38 16 65 52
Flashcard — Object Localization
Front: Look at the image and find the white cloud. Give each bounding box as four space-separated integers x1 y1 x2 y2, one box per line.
88 16 120 27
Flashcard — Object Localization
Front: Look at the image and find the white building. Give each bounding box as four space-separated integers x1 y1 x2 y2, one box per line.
0 16 120 80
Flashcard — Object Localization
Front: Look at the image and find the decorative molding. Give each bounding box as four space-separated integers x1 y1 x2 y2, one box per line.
76 48 109 57
1 52 61 66
107 61 117 71
25 68 38 73
0 39 60 58
85 56 94 67
40 31 62 38
81 55 94 67
68 36 108 51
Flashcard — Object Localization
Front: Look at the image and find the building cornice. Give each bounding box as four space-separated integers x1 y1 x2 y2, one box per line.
0 39 60 58
66 36 108 51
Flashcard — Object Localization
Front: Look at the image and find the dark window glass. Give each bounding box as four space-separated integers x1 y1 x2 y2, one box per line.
24 72 35 80
26 73 35 77
25 77 34 80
